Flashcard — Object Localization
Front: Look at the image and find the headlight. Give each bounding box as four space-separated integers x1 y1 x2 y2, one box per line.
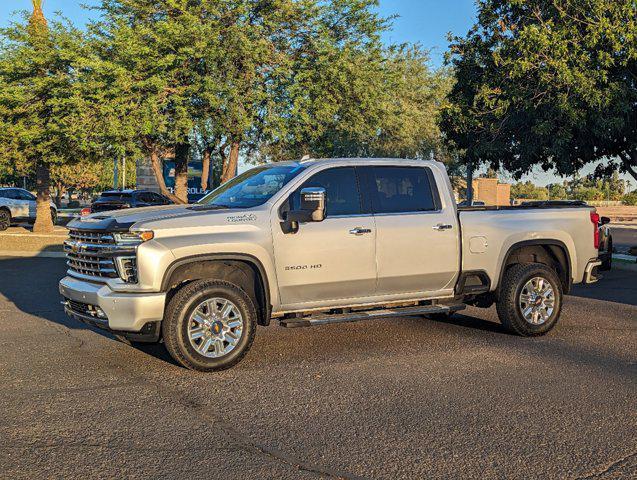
113 230 154 245
112 230 152 283
114 256 138 283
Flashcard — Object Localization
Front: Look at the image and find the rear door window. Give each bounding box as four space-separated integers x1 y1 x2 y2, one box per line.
369 167 439 214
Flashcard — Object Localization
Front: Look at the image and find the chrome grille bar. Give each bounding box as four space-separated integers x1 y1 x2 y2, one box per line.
65 228 120 279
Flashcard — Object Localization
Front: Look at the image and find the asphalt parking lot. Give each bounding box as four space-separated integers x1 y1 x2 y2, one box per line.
0 257 635 479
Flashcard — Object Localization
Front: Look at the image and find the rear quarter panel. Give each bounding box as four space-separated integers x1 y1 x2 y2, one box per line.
459 207 598 289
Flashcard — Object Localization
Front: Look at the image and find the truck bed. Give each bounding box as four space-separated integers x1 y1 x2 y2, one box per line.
458 204 597 291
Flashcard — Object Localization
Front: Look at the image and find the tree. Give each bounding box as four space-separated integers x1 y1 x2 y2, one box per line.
0 2 84 232
89 0 333 200
511 181 548 200
547 183 568 200
441 0 637 182
258 41 456 165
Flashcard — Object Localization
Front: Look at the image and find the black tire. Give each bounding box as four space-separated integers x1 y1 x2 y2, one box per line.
0 209 10 231
496 263 563 337
162 279 257 371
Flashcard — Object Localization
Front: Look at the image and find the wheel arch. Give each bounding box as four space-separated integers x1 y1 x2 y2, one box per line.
162 254 272 326
497 240 572 295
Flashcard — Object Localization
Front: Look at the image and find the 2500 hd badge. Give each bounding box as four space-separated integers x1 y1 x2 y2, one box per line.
285 264 323 271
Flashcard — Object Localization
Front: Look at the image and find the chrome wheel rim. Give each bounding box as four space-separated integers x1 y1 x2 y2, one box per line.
187 297 243 358
519 277 555 325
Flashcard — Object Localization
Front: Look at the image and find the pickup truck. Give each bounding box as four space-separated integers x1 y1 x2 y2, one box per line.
59 158 603 371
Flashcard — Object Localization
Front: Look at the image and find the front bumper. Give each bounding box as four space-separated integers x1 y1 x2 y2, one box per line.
59 275 166 336
583 259 602 284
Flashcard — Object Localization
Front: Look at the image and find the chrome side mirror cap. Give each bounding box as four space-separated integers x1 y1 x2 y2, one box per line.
300 187 326 222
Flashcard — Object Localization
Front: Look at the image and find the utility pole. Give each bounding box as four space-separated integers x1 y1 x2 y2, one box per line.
122 156 126 189
113 157 119 189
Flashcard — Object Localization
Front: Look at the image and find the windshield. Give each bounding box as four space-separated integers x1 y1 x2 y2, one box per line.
99 192 131 200
197 165 306 209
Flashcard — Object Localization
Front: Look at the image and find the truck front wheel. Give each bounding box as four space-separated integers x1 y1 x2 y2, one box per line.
496 263 563 336
163 280 257 371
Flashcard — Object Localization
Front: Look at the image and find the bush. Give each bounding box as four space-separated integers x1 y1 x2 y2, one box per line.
623 192 637 206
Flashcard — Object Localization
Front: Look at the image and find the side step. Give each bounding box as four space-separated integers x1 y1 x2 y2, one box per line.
280 304 466 328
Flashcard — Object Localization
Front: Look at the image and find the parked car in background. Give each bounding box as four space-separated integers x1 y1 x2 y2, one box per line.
0 187 58 231
598 216 612 271
88 190 173 214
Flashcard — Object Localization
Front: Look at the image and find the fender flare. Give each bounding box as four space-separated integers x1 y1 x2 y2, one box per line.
497 239 573 294
161 253 272 325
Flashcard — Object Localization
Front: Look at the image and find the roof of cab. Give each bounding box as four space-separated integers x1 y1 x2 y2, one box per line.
269 157 433 168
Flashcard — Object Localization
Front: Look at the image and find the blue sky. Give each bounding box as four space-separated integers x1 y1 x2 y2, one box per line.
1 1 628 186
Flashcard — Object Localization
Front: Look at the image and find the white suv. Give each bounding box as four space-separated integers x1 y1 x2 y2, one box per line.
0 187 58 230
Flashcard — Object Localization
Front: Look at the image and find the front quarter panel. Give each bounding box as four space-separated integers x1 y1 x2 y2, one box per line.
133 208 280 306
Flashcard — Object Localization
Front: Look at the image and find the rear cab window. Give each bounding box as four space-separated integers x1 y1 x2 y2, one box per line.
367 166 440 214
98 192 132 201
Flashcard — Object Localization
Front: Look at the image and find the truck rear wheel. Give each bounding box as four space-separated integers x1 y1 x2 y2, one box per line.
162 280 257 371
496 263 563 336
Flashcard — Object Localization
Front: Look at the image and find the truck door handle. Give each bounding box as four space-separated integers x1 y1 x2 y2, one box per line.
433 223 453 231
349 227 372 235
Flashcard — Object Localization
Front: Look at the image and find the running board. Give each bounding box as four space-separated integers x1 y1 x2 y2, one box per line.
280 304 466 328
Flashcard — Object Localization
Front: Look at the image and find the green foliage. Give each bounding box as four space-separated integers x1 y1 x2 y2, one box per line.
547 183 568 200
265 44 454 162
441 0 637 181
1 0 459 201
0 14 87 176
623 191 637 206
511 181 548 200
87 0 456 180
515 173 630 202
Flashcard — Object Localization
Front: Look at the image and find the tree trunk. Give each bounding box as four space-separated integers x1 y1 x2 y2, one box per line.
221 141 240 184
32 162 54 233
148 147 183 204
174 142 190 203
201 148 211 191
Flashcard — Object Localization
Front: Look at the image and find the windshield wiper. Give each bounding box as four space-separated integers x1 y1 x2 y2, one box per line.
188 204 232 211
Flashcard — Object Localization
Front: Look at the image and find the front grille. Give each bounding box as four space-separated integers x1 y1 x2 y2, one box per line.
65 229 119 279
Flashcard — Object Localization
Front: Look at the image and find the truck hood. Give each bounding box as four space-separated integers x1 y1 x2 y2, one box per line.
67 204 261 232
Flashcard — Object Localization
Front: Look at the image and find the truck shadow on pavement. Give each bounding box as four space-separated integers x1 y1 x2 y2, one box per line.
0 256 634 370
569 268 637 307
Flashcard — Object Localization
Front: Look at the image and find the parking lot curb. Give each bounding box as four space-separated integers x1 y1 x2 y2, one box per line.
0 250 66 258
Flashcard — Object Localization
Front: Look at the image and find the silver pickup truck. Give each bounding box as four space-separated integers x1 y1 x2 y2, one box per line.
59 158 602 371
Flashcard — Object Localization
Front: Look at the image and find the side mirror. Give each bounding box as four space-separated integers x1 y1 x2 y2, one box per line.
600 216 611 226
280 187 326 234
299 187 326 222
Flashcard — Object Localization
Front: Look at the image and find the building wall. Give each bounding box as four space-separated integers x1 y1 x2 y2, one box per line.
472 178 511 206
136 158 161 192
